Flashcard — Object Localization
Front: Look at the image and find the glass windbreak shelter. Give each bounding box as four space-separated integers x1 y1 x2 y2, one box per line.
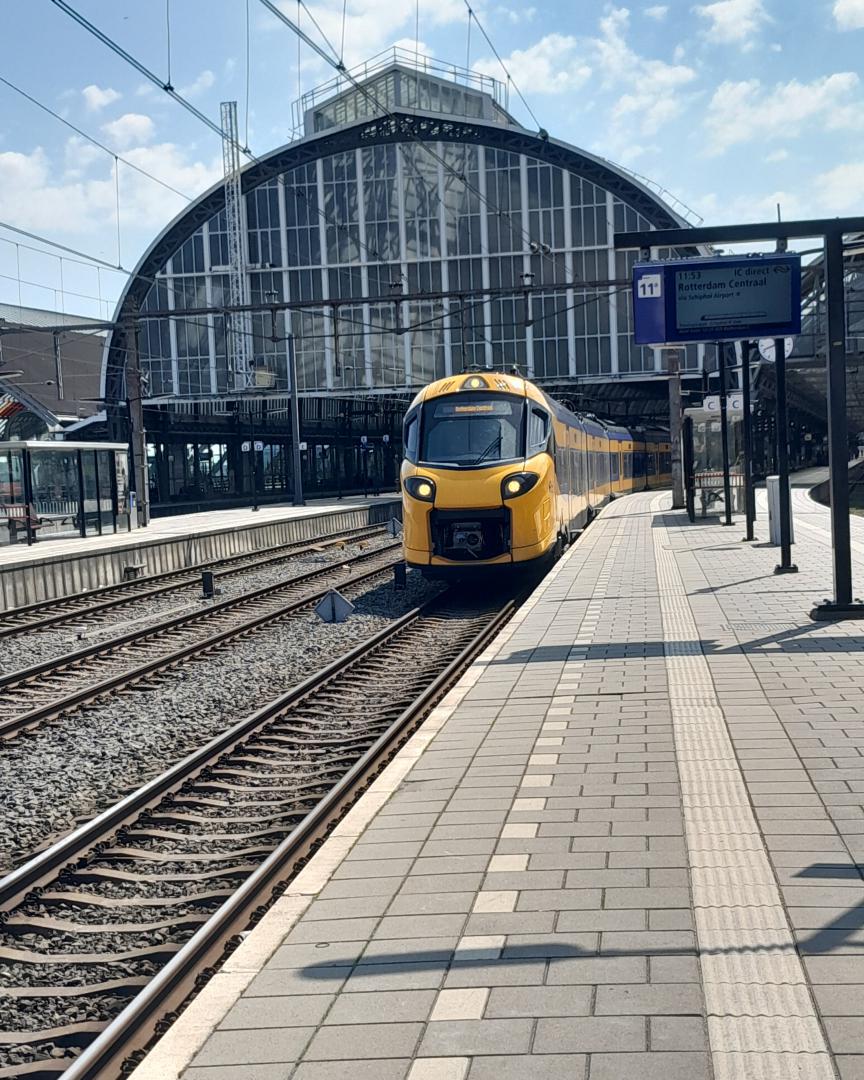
0 441 132 547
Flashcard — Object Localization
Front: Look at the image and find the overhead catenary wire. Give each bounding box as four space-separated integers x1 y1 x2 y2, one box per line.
0 75 194 201
256 0 579 291
33 0 643 385
462 1 542 131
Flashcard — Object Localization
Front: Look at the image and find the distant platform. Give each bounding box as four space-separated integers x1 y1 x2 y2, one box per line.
0 495 401 611
130 481 864 1080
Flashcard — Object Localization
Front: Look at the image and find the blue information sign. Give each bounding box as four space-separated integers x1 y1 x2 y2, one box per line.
632 254 801 345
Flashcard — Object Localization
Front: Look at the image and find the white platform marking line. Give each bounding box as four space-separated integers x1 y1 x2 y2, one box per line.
650 500 834 1080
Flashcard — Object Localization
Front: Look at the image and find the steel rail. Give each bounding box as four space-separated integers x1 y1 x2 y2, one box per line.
54 598 516 1080
0 542 400 694
0 523 389 639
0 551 403 741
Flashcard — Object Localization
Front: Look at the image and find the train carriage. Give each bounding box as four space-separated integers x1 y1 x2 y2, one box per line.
401 372 669 576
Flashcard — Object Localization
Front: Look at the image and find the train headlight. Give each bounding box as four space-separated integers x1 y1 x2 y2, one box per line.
404 476 436 502
501 472 539 499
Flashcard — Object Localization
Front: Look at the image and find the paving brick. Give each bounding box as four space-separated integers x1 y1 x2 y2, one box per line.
407 1060 469 1080
190 1028 314 1067
388 892 476 916
546 956 648 984
595 983 703 1015
587 1051 711 1079
417 1018 533 1057
185 1067 292 1080
292 1062 410 1080
430 988 488 1021
343 963 447 992
467 1055 588 1080
826 1018 864 1054
374 914 468 939
444 959 546 988
649 1017 708 1051
303 1023 423 1060
324 989 436 1025
219 995 332 1030
244 967 350 998
533 1015 646 1052
485 984 592 1017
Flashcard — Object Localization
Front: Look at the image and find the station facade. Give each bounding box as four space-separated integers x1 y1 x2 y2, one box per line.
95 52 710 514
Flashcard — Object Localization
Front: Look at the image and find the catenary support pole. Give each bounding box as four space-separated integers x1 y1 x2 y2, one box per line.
813 228 863 615
289 333 305 507
126 301 150 527
718 342 733 525
773 336 797 573
740 340 756 541
668 350 684 509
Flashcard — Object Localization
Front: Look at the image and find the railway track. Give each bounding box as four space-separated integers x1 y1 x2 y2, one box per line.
0 543 402 740
0 589 517 1079
0 523 389 640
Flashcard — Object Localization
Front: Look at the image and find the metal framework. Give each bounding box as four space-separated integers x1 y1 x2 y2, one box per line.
220 100 252 390
103 110 689 404
616 217 864 620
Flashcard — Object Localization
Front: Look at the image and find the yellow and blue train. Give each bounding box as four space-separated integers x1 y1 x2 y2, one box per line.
401 371 670 575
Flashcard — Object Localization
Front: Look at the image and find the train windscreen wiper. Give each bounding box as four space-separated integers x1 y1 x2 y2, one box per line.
472 431 502 465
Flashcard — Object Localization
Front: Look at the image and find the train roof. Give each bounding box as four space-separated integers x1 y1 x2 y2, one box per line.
407 371 537 409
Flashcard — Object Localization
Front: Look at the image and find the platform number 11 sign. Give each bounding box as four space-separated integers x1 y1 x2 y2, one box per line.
637 274 663 299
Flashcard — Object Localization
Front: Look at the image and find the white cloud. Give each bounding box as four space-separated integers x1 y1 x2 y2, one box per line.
496 5 537 23
63 135 104 179
178 70 216 98
274 0 465 70
474 34 592 96
834 0 864 29
81 84 121 111
0 141 221 242
593 8 697 135
645 5 669 18
764 147 789 162
693 0 769 49
101 113 156 150
703 73 862 153
813 161 864 211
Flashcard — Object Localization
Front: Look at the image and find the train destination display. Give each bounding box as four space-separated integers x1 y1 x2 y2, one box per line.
632 253 801 345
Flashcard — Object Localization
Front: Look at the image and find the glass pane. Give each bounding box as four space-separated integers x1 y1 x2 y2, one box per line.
97 450 116 534
421 393 524 466
30 449 82 541
0 450 27 545
81 451 100 535
115 450 130 531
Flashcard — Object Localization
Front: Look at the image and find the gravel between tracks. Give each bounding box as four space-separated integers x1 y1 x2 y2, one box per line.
0 534 394 675
0 567 438 874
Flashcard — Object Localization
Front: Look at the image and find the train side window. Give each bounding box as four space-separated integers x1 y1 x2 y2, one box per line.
528 407 550 455
404 412 419 462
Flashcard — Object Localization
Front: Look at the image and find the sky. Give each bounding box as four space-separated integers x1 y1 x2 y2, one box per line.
1 0 864 321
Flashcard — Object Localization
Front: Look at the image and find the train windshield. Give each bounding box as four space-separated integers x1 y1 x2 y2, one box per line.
420 393 524 467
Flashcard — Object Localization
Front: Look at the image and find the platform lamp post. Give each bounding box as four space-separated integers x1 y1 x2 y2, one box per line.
773 334 797 573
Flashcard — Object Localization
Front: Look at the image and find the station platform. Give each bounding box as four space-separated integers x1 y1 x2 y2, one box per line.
0 494 400 611
133 485 864 1080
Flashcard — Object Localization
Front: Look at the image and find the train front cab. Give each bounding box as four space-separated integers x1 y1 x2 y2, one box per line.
401 376 564 575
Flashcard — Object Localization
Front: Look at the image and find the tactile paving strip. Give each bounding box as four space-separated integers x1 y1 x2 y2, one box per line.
650 499 835 1080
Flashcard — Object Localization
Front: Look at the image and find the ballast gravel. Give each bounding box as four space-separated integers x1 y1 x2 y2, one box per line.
0 534 397 675
0 567 438 873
